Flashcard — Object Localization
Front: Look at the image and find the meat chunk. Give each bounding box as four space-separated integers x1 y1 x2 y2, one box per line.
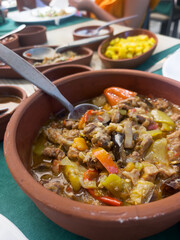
84 124 113 150
63 119 78 129
67 146 80 161
83 151 104 170
43 147 65 160
142 162 158 182
157 164 177 178
44 127 80 148
123 169 140 185
167 130 180 154
124 121 134 149
111 109 122 123
151 98 171 111
139 134 153 157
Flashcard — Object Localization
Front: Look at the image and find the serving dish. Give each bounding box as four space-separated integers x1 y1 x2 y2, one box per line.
0 33 19 49
8 6 76 24
17 25 47 46
98 29 158 69
73 25 113 50
0 85 26 140
0 45 93 79
4 70 180 240
42 64 92 82
162 48 180 82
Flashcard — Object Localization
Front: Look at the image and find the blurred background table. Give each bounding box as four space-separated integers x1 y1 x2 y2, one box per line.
0 15 180 240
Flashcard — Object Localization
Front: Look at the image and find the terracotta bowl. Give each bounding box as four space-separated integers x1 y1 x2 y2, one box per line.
4 70 180 240
98 28 158 69
73 25 114 50
0 85 26 140
0 45 93 79
0 33 19 49
42 64 92 81
17 25 47 46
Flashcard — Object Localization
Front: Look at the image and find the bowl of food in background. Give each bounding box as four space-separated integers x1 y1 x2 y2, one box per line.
4 69 180 240
98 29 158 69
42 64 92 82
0 45 93 79
0 85 26 140
73 25 114 50
0 34 19 49
17 25 47 46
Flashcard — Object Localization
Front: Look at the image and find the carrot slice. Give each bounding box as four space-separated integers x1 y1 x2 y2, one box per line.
92 148 118 174
104 87 136 106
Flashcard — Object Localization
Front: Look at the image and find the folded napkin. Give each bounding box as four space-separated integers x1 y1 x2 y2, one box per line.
136 43 180 74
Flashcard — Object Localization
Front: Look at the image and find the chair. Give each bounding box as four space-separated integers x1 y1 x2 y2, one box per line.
149 0 180 37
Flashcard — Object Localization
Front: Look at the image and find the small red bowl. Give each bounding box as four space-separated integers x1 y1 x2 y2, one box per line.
42 64 92 82
0 34 19 49
17 25 47 46
98 28 158 69
73 25 114 50
0 85 26 140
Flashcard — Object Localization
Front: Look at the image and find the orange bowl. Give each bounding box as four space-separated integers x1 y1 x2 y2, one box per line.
73 25 114 50
98 28 158 69
4 70 180 240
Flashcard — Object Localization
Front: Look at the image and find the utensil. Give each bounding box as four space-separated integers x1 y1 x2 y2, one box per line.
22 35 110 61
0 43 98 119
0 107 8 114
0 24 26 40
84 15 138 36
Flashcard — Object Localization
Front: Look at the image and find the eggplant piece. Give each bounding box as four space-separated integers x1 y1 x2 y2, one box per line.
162 176 180 197
112 132 125 163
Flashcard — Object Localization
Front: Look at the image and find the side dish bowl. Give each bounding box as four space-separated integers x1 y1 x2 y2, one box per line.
42 64 92 81
17 25 47 46
4 70 180 240
0 45 93 79
0 34 19 49
0 85 26 140
98 29 158 69
73 25 114 50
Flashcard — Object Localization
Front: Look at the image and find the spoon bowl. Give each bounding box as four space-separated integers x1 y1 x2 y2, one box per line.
22 35 110 61
0 43 98 119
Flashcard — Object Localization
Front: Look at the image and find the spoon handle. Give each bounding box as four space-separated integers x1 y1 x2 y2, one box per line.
0 24 26 40
96 15 138 32
0 43 74 112
56 35 109 53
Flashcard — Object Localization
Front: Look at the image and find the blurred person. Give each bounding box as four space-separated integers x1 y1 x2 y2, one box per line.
69 0 160 28
16 0 51 11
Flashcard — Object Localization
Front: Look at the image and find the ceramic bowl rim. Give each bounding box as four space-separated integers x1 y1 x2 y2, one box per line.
4 69 180 224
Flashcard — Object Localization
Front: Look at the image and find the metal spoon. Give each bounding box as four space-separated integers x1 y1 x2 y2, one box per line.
0 43 98 119
81 15 138 36
0 24 26 40
22 34 110 61
0 107 8 114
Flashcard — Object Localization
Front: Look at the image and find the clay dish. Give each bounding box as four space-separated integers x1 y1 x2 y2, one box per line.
0 33 19 49
0 85 26 140
98 28 158 69
17 25 47 46
42 64 92 81
73 25 113 50
0 45 93 79
4 70 180 240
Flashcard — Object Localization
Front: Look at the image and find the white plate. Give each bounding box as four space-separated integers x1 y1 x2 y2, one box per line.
2 0 17 10
8 6 76 24
0 214 28 240
162 48 180 82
